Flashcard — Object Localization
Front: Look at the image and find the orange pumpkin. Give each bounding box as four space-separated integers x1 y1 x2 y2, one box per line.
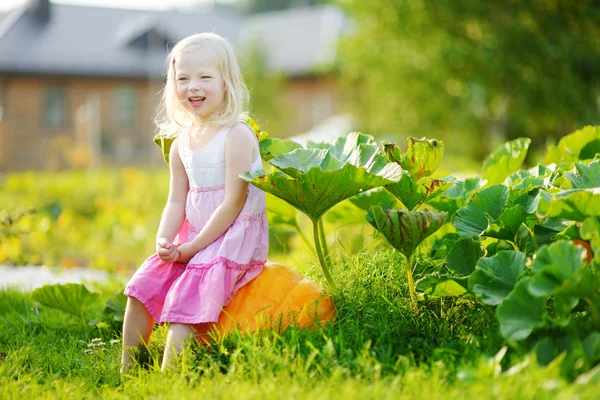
196 262 335 342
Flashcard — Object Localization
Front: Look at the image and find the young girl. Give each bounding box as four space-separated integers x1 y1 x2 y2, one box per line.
121 32 268 371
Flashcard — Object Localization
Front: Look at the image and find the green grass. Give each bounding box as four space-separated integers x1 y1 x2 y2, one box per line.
1 250 599 399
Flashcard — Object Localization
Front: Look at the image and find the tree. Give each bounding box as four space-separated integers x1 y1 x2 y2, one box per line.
336 0 600 158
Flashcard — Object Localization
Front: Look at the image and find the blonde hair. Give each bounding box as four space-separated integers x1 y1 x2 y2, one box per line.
155 32 249 135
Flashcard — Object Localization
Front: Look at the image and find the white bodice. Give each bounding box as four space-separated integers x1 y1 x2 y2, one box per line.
178 123 262 188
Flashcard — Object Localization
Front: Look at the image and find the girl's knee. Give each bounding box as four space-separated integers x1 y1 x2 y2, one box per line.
167 323 198 338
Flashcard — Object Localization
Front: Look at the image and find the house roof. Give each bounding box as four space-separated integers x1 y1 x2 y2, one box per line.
0 3 345 77
0 3 347 78
0 4 243 78
240 5 347 76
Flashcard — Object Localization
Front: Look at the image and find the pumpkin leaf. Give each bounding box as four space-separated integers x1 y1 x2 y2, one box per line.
307 132 376 163
496 278 546 341
259 138 303 161
419 279 467 299
269 148 340 178
385 173 454 210
468 250 527 305
581 217 600 260
453 184 510 237
153 133 176 165
366 206 448 260
383 137 444 180
242 147 402 221
540 188 600 221
348 188 400 211
543 125 600 164
529 240 600 298
428 177 487 216
579 140 600 160
482 138 531 185
445 237 484 276
32 283 101 324
564 161 600 189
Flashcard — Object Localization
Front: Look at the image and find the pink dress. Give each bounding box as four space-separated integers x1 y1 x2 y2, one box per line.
124 122 268 325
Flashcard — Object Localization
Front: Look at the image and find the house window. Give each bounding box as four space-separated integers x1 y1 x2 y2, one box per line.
115 85 137 125
44 86 69 129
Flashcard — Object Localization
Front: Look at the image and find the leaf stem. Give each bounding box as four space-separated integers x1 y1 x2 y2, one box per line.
587 297 600 323
406 256 417 306
313 219 337 291
318 219 330 262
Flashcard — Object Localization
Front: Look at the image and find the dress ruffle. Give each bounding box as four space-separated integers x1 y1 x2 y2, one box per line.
124 186 268 325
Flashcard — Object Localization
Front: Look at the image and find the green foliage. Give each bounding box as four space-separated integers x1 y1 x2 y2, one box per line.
496 279 546 341
468 250 527 306
481 138 531 185
338 0 600 159
366 206 448 262
543 126 600 164
32 283 101 326
453 184 510 237
242 132 403 288
0 168 168 269
382 138 453 210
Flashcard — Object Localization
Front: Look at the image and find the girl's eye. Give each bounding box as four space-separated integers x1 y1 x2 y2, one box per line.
201 76 211 79
177 77 188 81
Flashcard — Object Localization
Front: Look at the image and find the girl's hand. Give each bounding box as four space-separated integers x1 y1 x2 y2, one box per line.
176 243 197 263
156 238 179 263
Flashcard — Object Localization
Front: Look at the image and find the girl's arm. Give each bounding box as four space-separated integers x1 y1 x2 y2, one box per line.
177 123 255 262
156 137 189 249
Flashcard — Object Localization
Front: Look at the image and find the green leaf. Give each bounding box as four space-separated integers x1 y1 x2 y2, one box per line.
428 177 487 216
259 138 303 161
505 164 556 190
103 292 127 322
482 138 531 185
468 250 527 305
308 132 376 163
445 238 484 276
269 148 339 178
483 205 529 241
543 126 600 164
583 333 600 364
382 138 444 179
564 161 600 189
242 148 402 221
453 184 510 237
420 279 467 299
541 188 600 221
579 139 600 160
529 240 600 298
153 133 175 165
497 278 546 341
581 217 600 260
400 137 444 179
32 283 101 323
385 173 454 210
366 206 448 260
348 188 400 211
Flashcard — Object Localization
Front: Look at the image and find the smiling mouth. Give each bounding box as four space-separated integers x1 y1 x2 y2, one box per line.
188 96 206 107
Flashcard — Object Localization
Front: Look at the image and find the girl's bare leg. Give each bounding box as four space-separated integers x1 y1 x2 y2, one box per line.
161 323 198 371
121 297 154 372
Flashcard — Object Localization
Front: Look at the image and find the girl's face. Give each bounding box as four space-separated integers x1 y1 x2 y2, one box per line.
174 48 225 123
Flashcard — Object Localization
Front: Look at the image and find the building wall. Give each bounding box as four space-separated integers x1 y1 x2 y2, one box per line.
0 74 164 171
284 76 340 136
0 73 341 171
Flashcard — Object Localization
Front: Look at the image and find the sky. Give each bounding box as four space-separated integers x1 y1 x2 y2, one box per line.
0 0 220 12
